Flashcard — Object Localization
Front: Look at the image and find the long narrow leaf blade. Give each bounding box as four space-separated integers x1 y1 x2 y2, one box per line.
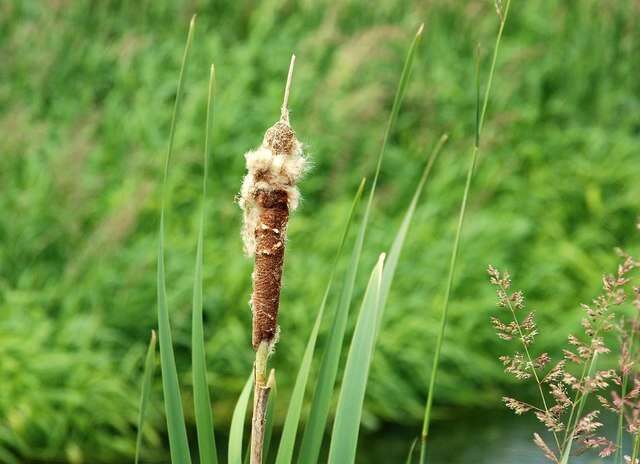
192 64 218 464
297 24 424 464
157 15 196 464
377 134 448 334
327 254 385 464
228 374 254 464
275 179 366 464
135 330 158 464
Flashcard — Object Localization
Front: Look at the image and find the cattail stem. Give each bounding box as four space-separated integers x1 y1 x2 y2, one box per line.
281 55 295 123
251 343 274 464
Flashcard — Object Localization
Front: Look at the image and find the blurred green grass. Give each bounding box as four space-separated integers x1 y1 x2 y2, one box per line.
1 0 639 461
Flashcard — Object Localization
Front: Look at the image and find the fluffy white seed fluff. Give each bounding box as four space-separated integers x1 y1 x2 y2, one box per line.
238 137 306 256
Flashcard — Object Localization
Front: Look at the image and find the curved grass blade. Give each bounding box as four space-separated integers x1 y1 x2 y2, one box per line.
157 15 196 464
406 438 418 464
135 330 158 464
327 254 385 464
275 178 366 464
419 3 511 462
377 134 448 334
192 64 218 464
229 374 254 464
297 24 424 464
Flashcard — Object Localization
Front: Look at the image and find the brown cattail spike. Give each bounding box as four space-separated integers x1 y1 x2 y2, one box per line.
238 54 306 350
252 189 289 347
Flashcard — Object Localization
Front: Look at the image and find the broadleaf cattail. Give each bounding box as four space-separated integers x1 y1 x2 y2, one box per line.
239 55 305 464
238 55 306 351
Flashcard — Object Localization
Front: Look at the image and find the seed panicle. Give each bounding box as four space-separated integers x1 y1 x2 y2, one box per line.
488 234 640 462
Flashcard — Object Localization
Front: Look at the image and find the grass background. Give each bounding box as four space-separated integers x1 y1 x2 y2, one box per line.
1 0 639 461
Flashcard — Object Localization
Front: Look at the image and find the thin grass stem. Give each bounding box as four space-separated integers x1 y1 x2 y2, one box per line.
615 318 638 463
419 2 511 462
632 432 640 464
504 294 561 450
560 353 600 464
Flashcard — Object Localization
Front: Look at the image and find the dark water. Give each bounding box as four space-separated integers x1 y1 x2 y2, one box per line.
209 410 624 463
356 411 621 463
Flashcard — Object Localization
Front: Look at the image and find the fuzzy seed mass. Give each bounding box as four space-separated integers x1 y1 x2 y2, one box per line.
239 119 306 349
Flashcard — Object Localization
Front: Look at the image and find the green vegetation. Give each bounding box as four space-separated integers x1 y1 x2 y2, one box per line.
1 0 639 462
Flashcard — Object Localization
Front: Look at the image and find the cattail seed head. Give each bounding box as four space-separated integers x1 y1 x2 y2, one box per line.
264 121 296 154
238 58 306 350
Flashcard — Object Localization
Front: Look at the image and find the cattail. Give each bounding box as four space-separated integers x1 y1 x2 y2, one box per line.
239 55 306 351
239 55 304 464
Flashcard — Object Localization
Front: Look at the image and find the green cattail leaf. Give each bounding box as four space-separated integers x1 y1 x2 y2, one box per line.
275 179 366 464
192 64 218 464
419 2 511 462
135 330 157 464
327 254 385 464
377 134 448 335
157 15 196 464
228 374 253 464
298 24 424 464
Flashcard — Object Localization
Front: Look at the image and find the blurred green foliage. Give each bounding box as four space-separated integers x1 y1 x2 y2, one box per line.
1 0 639 461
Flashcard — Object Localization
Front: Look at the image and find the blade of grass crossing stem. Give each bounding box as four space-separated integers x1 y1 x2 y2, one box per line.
192 64 218 464
327 255 385 464
297 25 424 464
157 15 196 464
377 134 448 335
229 374 254 464
419 4 511 463
135 331 157 464
406 439 418 464
275 179 366 464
